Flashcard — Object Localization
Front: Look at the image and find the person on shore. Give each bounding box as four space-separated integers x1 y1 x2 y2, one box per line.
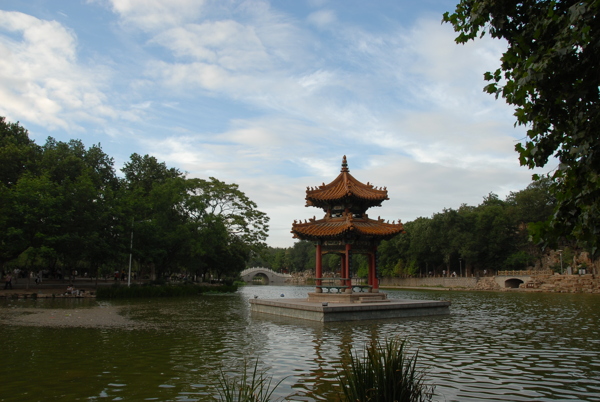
66 284 78 295
4 273 13 289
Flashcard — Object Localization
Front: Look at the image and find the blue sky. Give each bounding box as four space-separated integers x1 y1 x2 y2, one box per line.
0 0 551 247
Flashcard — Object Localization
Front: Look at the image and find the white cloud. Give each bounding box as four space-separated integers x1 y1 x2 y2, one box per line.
0 10 118 131
106 0 206 31
151 20 271 71
307 9 336 29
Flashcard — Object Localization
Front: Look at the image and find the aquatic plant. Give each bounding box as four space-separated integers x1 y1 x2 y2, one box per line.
338 338 434 402
216 360 285 402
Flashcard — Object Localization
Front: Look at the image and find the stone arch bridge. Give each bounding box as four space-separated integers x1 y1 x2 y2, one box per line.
494 270 553 288
494 274 532 288
240 268 292 285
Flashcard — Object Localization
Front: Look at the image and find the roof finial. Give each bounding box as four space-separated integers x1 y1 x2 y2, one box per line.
341 155 349 172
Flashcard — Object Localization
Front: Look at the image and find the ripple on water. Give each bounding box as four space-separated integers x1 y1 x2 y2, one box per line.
2 286 600 401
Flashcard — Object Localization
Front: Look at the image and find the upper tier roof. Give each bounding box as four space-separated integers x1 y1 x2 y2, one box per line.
305 156 389 211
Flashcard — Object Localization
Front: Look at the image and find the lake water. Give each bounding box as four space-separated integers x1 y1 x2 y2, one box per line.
1 286 599 401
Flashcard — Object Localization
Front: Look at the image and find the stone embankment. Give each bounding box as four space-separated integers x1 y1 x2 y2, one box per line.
473 277 502 291
523 274 599 293
380 274 600 293
289 271 600 293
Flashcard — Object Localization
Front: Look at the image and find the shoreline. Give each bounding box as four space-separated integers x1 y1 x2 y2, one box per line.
379 285 583 293
0 286 98 299
0 303 144 328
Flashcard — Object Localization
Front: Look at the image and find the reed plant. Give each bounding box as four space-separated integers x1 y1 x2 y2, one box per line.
216 360 285 402
338 338 434 402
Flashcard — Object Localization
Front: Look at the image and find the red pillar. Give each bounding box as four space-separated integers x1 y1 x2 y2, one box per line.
345 243 351 288
368 252 374 287
372 246 379 291
315 243 322 292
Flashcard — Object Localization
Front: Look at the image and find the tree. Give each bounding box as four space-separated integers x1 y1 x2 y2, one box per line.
287 241 315 272
473 197 514 272
190 177 269 252
0 118 43 270
506 177 555 225
121 156 269 280
122 153 183 194
37 138 122 278
443 0 600 255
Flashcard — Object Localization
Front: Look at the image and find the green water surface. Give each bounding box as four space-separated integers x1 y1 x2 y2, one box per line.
1 286 599 401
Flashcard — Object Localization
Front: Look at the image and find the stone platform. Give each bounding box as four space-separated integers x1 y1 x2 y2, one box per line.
249 297 450 322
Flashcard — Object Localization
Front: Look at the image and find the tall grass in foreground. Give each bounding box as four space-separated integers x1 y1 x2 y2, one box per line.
338 338 434 402
217 360 286 402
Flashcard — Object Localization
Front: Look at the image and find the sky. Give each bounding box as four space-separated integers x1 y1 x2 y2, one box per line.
0 0 552 248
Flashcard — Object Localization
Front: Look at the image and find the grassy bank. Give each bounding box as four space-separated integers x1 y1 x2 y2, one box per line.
96 283 238 299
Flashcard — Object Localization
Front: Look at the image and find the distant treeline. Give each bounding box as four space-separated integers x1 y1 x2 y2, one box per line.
249 180 592 277
0 117 269 281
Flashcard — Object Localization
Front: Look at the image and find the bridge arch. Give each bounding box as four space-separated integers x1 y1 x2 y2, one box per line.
250 272 270 284
504 278 524 288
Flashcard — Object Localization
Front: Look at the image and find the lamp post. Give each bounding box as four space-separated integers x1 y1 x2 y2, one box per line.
128 218 134 287
459 258 463 277
557 249 563 274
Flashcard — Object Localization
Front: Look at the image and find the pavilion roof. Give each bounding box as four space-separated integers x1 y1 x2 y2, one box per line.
291 215 404 242
305 156 389 210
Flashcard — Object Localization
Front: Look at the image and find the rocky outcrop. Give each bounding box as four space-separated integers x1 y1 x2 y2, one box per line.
473 277 502 291
522 274 600 293
287 270 337 284
286 270 312 284
533 249 598 275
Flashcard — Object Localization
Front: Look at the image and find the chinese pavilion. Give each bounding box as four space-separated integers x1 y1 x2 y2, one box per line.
291 156 404 302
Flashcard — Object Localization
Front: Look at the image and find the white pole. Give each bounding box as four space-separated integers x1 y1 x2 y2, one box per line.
128 223 133 287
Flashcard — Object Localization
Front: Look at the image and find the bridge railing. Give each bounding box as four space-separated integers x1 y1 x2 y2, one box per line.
240 267 292 278
497 269 553 276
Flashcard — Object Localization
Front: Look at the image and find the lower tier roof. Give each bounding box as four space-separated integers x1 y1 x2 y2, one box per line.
291 215 404 242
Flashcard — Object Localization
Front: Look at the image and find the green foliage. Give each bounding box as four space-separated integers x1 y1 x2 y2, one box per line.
506 178 555 225
356 263 369 279
123 173 269 279
286 241 315 272
217 360 285 402
0 118 42 266
504 251 535 270
338 338 434 402
0 117 269 281
443 0 600 256
324 253 341 272
196 177 270 252
96 283 238 299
